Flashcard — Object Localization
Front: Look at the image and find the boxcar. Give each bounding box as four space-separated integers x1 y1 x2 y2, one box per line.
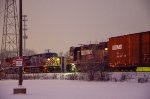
108 31 150 70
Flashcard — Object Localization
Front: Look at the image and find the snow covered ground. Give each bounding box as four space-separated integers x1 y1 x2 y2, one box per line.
0 80 150 99
4 72 150 82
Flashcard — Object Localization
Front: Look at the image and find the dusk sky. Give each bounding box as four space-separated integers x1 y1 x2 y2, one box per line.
0 0 150 54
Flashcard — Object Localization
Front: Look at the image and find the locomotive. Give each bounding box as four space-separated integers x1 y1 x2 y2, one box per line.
1 52 62 74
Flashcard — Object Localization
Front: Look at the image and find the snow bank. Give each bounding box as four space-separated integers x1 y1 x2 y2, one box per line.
3 72 150 83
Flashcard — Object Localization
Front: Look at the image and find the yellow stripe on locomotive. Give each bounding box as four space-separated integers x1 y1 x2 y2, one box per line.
45 57 60 66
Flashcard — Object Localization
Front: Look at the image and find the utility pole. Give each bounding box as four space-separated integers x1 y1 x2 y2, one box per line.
22 15 28 55
19 0 23 86
13 0 26 94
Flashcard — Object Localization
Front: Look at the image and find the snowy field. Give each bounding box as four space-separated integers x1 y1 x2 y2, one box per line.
0 80 150 99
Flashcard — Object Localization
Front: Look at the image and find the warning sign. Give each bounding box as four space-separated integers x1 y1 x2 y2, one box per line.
16 58 23 67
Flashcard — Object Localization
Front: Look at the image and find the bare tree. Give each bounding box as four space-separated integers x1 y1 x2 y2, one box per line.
86 58 100 80
24 49 36 56
79 45 107 81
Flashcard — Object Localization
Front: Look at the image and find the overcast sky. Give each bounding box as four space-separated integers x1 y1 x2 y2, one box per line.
0 0 150 54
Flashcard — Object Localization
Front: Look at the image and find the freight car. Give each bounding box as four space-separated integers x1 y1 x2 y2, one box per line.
109 31 150 71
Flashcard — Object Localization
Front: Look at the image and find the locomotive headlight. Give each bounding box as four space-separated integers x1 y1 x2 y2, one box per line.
47 58 50 61
105 48 108 51
56 58 60 62
71 63 77 72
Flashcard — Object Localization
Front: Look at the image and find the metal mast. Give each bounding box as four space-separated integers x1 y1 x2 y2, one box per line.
22 15 28 55
1 0 18 61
